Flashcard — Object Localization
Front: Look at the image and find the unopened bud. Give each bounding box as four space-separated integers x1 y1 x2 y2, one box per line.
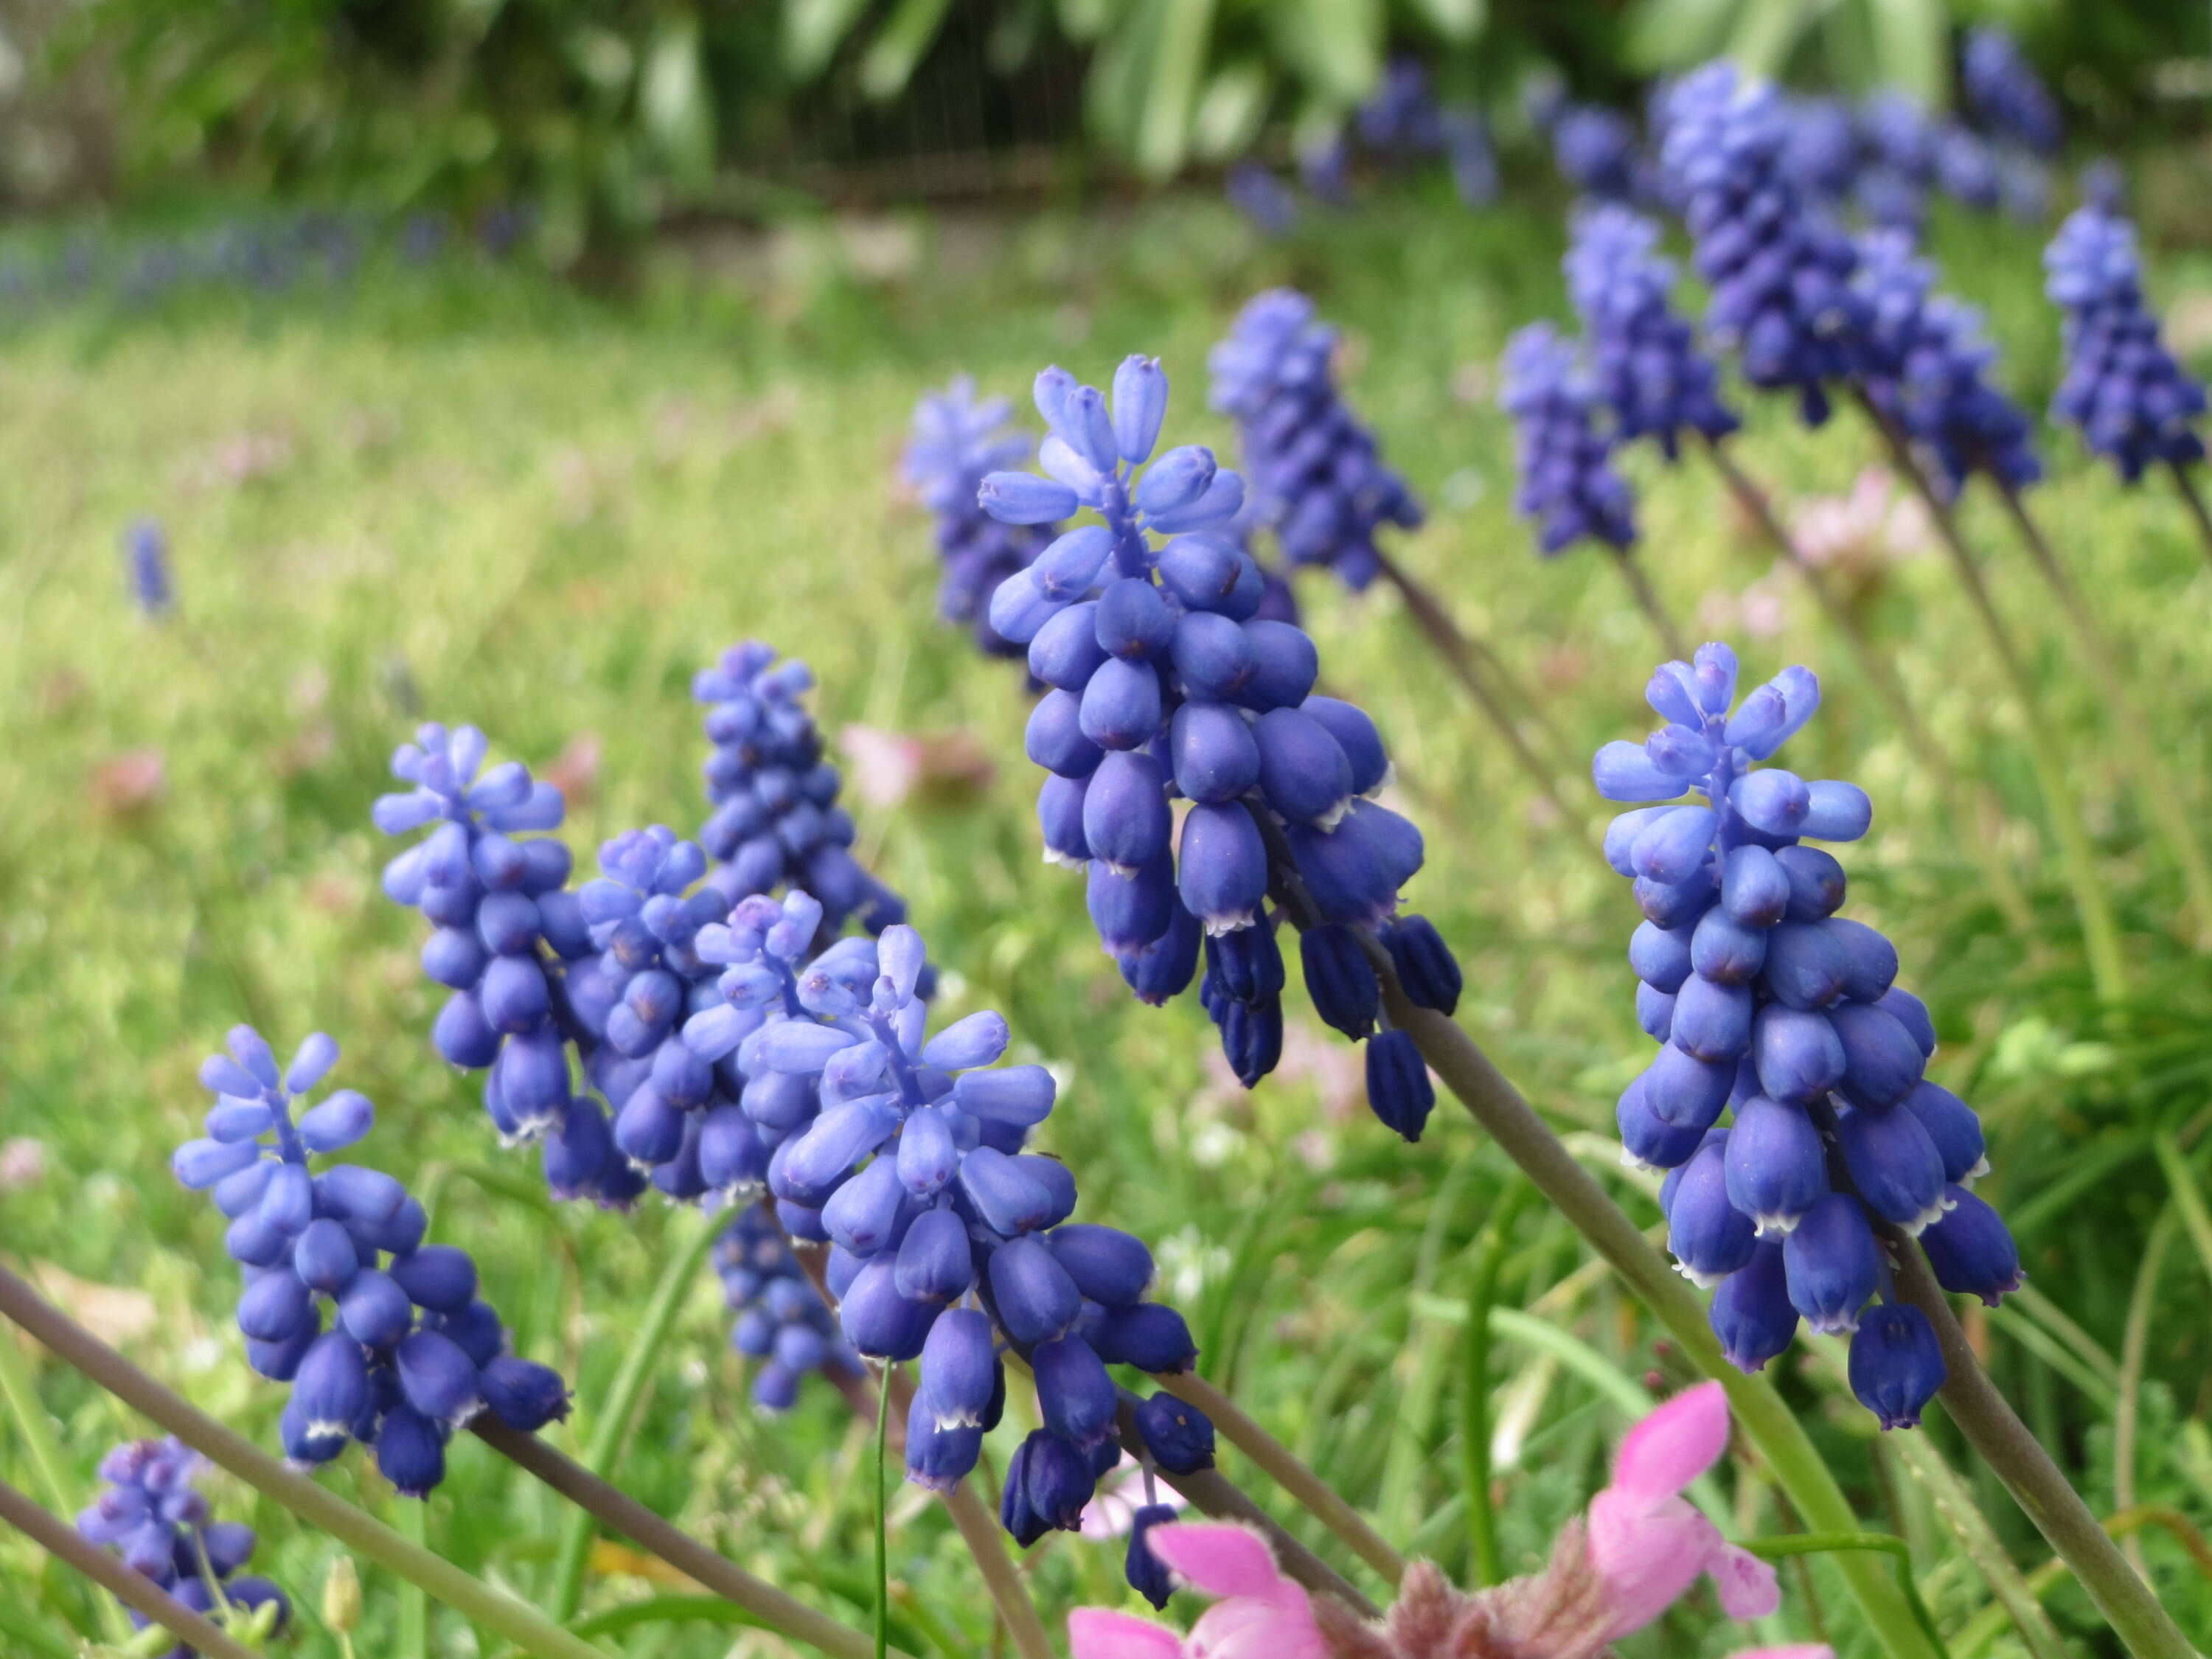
321 1554 361 1633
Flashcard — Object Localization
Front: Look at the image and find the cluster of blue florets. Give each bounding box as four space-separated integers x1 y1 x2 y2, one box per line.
1855 229 2042 498
2044 205 2210 482
171 1028 570 1496
1500 322 1641 556
125 520 173 619
1963 26 2062 156
977 358 1453 1125
1597 643 2020 1430
905 378 1052 659
77 1438 289 1655
1207 289 1425 591
1565 205 1740 460
715 1202 860 1411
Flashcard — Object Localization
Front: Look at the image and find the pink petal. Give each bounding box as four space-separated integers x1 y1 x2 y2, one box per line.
1728 1648 1834 1659
1711 1543 1781 1620
1144 1523 1290 1600
1068 1608 1185 1659
1587 1489 1719 1638
1186 1596 1329 1659
1611 1380 1731 1503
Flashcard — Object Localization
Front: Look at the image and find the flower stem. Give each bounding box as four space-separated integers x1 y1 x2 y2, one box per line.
396 1495 430 1658
1695 432 2036 936
1607 546 1688 661
1739 1531 1949 1658
1155 1371 1405 1587
546 1206 720 1623
1884 1236 2196 1659
2166 459 2212 569
874 1370 891 1659
932 1456 1054 1659
1459 1186 1531 1587
0 1474 260 1659
1854 392 2129 1004
1986 476 2212 940
473 1418 897 1659
0 1265 612 1659
0 1304 133 1644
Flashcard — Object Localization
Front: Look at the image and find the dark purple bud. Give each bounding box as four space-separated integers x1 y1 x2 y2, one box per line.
1026 689 1104 779
1047 1225 1153 1308
1125 1503 1180 1609
1001 1429 1094 1546
1691 908 1767 984
391 1245 479 1315
1725 1096 1827 1235
479 1356 570 1430
395 1329 481 1427
1901 1082 1986 1185
1830 1000 1926 1108
1618 1072 1705 1170
1033 1335 1119 1448
1083 751 1172 875
839 1256 939 1360
1087 851 1175 955
1666 1136 1757 1286
291 1218 359 1296
1642 1043 1732 1129
1629 920 1694 994
1720 844 1790 926
1710 1241 1798 1374
1119 902 1202 1005
1762 922 1848 1010
294 1332 374 1437
1837 1105 1947 1232
338 1269 414 1352
1079 657 1165 751
987 1236 1082 1346
1253 709 1354 828
375 1405 447 1498
433 1300 504 1368
279 1395 347 1465
1382 914 1459 1014
1918 1187 2021 1306
1782 1193 1879 1334
1670 973 1752 1062
1133 1391 1214 1473
1848 1304 1945 1430
1091 1301 1197 1372
1365 1029 1435 1141
237 1271 313 1344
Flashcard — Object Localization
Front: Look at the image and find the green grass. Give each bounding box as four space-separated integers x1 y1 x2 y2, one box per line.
2 181 2211 1656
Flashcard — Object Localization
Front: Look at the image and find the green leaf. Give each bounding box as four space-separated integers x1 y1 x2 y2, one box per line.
1726 0 1811 81
1269 0 1382 108
860 0 956 102
1192 62 1272 162
1625 0 1742 72
569 1596 771 1640
1866 0 1948 107
784 0 875 80
1404 0 1486 42
641 15 714 189
1134 0 1220 179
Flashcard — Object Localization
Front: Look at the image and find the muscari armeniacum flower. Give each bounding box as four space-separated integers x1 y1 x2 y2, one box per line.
680 913 1215 1575
1854 229 2042 499
78 1437 289 1654
1355 58 1444 163
716 1199 863 1411
905 378 1052 659
1598 641 2014 1427
976 358 1452 1121
1659 63 1870 427
1500 321 1640 556
1207 290 1424 591
1777 97 1858 206
2044 205 2209 482
1854 91 1935 236
1962 26 2062 156
172 1027 569 1495
1565 205 1739 461
1548 103 1645 204
124 520 174 619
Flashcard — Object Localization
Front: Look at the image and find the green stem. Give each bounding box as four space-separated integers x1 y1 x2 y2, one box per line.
1855 393 2129 1003
1608 546 1688 661
1987 476 2212 939
934 1464 1054 1659
0 1265 612 1659
0 1307 133 1644
397 1486 430 1658
0 1475 260 1659
546 1207 720 1623
1740 1532 1948 1658
874 1366 891 1659
2167 459 2212 570
2117 1208 2179 1579
1461 1186 1530 1587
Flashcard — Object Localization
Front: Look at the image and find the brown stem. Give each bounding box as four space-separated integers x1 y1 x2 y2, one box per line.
2168 459 2212 570
1885 1236 2197 1659
1607 546 1688 660
0 1475 261 1659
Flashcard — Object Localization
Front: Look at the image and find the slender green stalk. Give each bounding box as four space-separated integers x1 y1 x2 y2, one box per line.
0 1475 260 1659
1459 1185 1530 1587
0 1310 132 1644
0 1266 612 1659
874 1367 891 1659
546 1207 720 1622
2152 1132 2212 1276
2118 1208 2179 1579
2167 459 2212 569
1855 393 2129 1003
933 1464 1054 1659
1739 1533 1948 1658
1607 546 1688 660
396 1486 430 1658
1987 478 2212 938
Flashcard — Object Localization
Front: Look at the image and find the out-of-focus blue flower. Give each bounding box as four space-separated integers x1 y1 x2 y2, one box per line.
1933 123 2001 211
1207 289 1424 591
1549 104 1643 202
1963 26 2062 156
172 1027 569 1494
1500 321 1639 554
1441 109 1499 207
716 1200 860 1411
978 358 1444 1105
1778 97 1858 204
1855 230 2041 498
1226 164 1300 237
2045 206 2209 482
1298 129 1352 208
905 379 1051 659
2080 159 2127 215
1659 63 1869 428
1856 91 1935 233
124 520 174 619
1564 205 1739 460
1598 640 2010 1430
1355 58 1444 161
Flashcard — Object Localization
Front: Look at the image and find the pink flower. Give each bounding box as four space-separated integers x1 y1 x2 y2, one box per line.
1082 1452 1189 1540
1733 1649 1834 1658
1585 1381 1778 1637
1068 1523 1328 1659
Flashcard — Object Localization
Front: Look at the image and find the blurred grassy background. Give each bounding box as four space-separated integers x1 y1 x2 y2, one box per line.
4 178 2212 1656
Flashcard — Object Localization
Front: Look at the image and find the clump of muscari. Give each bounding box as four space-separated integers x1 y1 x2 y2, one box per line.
2044 205 2208 482
1355 58 1444 163
975 358 1454 1124
904 379 1051 660
715 1201 861 1411
1855 230 2041 498
1500 322 1639 554
1778 97 1858 205
1596 643 2018 1428
1564 205 1739 459
1962 26 2062 156
1854 91 1935 235
1659 63 1869 427
1207 289 1425 591
1545 103 1644 203
171 1028 570 1495
1226 164 1300 237
125 520 174 619
78 1438 289 1653
680 909 1217 1574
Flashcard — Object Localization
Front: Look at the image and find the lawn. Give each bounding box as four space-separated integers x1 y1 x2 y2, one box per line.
3 180 2211 1656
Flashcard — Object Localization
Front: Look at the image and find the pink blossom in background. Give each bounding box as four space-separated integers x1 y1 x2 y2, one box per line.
1068 1523 1326 1659
1081 1452 1189 1541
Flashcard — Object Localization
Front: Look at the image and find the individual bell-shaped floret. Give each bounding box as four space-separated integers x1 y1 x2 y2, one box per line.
1848 1304 1947 1430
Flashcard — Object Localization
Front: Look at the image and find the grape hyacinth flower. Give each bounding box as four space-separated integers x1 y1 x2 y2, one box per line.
1354 58 1444 163
2044 205 2209 483
975 358 1450 1112
1778 97 1858 205
1962 26 2062 156
1933 124 2002 212
1599 643 2016 1427
715 1200 862 1411
1226 164 1300 237
1854 91 1935 235
1500 322 1639 554
681 914 1217 1571
1658 63 1869 427
1441 110 1498 208
1549 104 1644 203
904 379 1052 660
1854 230 2041 499
124 520 174 619
78 1437 289 1653
1564 205 1739 460
1297 130 1352 209
171 1028 570 1495
1207 290 1424 591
